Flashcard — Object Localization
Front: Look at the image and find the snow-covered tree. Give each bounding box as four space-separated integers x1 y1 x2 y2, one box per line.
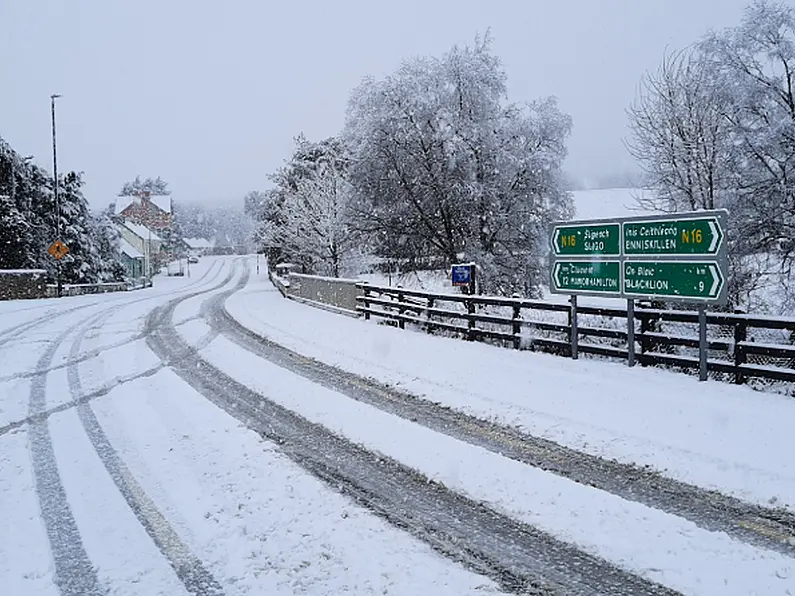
627 47 735 213
269 159 355 277
0 139 39 269
89 211 127 282
625 46 756 304
119 175 171 196
701 0 795 266
344 32 572 295
243 190 269 221
627 0 795 309
0 135 125 282
257 135 351 270
173 202 214 240
51 172 103 284
171 199 254 254
0 193 34 269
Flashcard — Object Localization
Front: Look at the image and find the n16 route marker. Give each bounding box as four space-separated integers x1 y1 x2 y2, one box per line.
552 223 620 257
623 215 723 256
552 261 620 294
623 261 724 301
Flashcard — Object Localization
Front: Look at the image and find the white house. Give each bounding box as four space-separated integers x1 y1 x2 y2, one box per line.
118 221 162 277
183 237 214 258
118 237 145 279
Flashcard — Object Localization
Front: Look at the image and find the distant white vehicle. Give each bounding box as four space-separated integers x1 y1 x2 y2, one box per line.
166 261 185 276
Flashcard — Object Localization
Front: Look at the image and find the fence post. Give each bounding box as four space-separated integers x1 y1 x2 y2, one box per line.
639 311 648 366
362 283 370 320
426 297 435 334
397 289 405 329
512 293 521 350
467 299 476 341
698 305 708 382
570 295 579 360
627 299 636 367
734 311 747 384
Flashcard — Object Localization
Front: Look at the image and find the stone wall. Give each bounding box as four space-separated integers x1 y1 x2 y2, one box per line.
0 270 49 300
287 273 361 313
44 282 129 298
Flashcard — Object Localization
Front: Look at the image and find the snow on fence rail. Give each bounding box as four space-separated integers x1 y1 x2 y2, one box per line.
355 283 795 392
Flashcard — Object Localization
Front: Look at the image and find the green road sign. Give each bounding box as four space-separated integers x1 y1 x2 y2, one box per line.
623 216 723 256
552 223 620 257
623 261 724 301
549 210 728 304
552 261 621 294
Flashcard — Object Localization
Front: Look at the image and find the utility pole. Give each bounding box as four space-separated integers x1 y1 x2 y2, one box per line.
51 94 62 298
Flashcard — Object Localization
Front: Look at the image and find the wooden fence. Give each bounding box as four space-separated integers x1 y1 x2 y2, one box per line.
356 283 795 389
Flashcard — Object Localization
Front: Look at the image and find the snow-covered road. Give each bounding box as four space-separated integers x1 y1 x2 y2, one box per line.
1 258 502 596
2 255 794 595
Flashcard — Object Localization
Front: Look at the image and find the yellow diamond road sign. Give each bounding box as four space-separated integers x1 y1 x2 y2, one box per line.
48 239 69 260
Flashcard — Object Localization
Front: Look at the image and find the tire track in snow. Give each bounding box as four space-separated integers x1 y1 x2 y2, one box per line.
20 259 233 596
67 306 227 596
1 364 166 438
0 303 99 347
148 262 676 596
61 260 241 594
0 329 151 383
28 321 107 596
212 298 795 557
0 260 225 384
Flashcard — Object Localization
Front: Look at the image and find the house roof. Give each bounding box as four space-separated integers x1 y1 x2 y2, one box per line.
183 237 214 249
114 194 172 215
119 238 144 259
122 221 162 242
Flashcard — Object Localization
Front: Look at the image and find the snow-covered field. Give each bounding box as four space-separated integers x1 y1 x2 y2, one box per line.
2 254 794 595
571 187 650 220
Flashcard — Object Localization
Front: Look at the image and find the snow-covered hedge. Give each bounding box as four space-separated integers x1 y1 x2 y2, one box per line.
0 269 48 300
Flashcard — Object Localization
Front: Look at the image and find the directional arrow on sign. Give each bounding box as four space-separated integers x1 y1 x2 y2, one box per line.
623 261 725 301
623 216 724 256
709 263 721 297
707 220 720 253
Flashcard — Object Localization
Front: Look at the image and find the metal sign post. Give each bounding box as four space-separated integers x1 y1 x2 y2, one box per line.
627 299 636 368
699 305 708 381
570 295 579 360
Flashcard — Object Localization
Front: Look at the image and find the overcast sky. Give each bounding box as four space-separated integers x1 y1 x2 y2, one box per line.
1 0 752 208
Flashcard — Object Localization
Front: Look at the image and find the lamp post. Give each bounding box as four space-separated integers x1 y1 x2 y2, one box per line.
50 94 62 298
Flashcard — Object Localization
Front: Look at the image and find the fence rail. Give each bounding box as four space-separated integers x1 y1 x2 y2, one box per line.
356 283 795 390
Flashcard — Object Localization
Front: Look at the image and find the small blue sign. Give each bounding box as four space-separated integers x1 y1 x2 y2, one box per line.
451 264 473 286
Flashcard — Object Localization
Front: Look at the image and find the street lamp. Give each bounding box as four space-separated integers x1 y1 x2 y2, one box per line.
51 93 62 298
